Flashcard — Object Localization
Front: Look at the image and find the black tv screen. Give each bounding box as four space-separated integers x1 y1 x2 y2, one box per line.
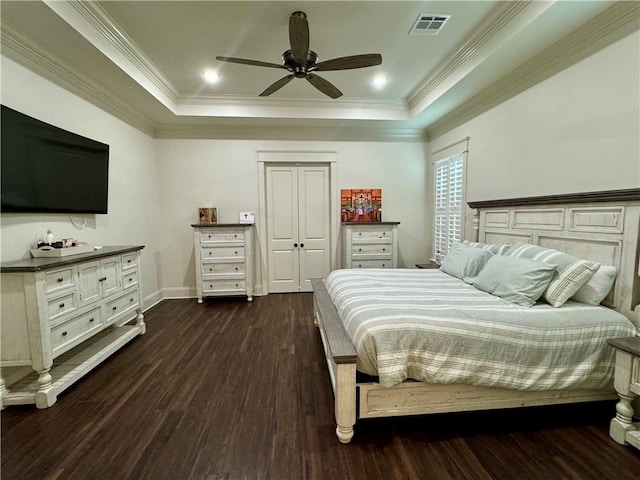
1 105 109 214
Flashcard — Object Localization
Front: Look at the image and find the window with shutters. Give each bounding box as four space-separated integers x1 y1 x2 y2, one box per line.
433 154 465 262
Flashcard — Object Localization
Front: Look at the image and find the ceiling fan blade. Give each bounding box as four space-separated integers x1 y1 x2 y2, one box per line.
306 74 343 99
259 75 295 96
216 56 283 69
289 11 310 65
315 54 382 71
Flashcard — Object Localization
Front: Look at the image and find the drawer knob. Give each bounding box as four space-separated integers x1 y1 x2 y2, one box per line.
129 278 133 282
358 264 362 268
358 248 362 252
382 248 386 251
57 277 64 283
235 267 238 271
112 306 117 311
99 276 107 282
62 331 67 336
89 318 95 323
130 298 134 302
59 302 65 308
358 232 362 236
127 259 132 263
300 243 304 248
234 251 238 255
234 234 237 238
382 232 386 236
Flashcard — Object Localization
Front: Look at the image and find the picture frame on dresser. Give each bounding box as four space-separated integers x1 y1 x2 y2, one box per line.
198 207 217 224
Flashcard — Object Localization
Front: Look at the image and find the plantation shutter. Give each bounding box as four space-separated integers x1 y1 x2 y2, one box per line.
432 137 467 262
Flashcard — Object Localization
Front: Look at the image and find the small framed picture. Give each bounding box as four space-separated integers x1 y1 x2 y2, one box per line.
198 207 218 224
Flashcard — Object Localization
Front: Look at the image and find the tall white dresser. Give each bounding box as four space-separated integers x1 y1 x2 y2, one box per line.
192 224 254 302
0 246 145 408
342 222 400 269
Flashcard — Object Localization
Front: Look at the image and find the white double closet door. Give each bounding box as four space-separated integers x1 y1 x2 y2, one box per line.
266 163 331 293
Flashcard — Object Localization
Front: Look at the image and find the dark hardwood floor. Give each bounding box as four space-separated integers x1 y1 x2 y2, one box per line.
2 294 639 480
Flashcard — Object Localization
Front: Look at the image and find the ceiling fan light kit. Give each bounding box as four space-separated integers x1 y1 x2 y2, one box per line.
216 11 382 99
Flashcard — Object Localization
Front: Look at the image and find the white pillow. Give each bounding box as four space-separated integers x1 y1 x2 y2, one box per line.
571 265 617 305
504 242 600 307
473 255 557 307
439 243 494 283
463 240 510 255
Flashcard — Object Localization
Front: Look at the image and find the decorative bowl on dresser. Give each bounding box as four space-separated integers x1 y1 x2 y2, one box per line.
192 223 254 302
342 221 400 269
0 245 145 408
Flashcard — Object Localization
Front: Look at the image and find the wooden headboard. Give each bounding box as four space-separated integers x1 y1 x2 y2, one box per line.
468 189 640 329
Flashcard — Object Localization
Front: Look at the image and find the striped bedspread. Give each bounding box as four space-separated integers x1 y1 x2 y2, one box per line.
325 268 637 389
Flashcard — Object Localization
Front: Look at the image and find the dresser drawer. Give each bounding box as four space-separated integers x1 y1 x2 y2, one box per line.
352 227 393 242
104 288 139 326
45 267 77 296
200 229 245 243
201 262 245 276
202 279 246 293
121 252 138 271
352 260 393 269
50 307 102 357
47 291 78 323
351 244 393 256
122 269 139 290
201 246 245 260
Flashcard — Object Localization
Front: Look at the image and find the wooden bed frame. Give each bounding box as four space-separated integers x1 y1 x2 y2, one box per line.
312 189 640 443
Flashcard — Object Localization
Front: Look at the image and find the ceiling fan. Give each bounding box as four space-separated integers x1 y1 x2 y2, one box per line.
216 11 382 99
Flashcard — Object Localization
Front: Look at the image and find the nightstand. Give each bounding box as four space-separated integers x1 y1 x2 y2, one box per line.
608 336 640 450
415 261 440 269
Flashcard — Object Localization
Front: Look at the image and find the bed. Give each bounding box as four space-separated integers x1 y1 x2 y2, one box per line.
312 189 640 443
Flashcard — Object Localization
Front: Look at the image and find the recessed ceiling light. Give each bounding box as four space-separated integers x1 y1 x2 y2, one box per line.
372 75 388 90
203 70 220 84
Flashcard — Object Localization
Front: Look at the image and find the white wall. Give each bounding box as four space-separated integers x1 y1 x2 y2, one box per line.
0 57 163 308
430 31 640 204
156 139 429 297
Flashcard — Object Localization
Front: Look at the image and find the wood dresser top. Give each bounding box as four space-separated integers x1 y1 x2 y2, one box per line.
0 245 144 272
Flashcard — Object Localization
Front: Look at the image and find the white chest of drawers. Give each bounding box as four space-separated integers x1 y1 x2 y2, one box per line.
342 222 400 269
0 246 145 408
192 224 254 302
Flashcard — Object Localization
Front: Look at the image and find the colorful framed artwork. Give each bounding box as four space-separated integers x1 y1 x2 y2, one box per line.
340 189 382 222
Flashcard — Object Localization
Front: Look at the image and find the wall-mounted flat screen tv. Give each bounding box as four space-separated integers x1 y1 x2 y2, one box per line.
1 105 109 214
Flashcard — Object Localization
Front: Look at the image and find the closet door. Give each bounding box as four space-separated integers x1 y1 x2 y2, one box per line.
266 164 330 293
297 165 330 292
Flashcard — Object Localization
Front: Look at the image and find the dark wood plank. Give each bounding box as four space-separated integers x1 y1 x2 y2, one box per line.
2 294 639 480
467 188 640 209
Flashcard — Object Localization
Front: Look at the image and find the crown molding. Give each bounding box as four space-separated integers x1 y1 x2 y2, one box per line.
175 94 409 120
154 124 427 142
407 1 535 113
43 0 179 110
426 1 640 139
0 19 157 137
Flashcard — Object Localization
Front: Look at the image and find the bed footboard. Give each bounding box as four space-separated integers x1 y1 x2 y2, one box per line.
311 279 357 443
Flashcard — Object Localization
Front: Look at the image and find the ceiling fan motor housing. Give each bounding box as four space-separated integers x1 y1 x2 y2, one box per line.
283 49 318 77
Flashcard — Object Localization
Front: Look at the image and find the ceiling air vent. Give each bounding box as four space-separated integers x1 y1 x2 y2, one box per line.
409 14 450 35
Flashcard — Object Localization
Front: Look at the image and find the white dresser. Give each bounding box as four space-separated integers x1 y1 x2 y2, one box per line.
342 222 400 269
0 246 145 408
192 224 254 302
